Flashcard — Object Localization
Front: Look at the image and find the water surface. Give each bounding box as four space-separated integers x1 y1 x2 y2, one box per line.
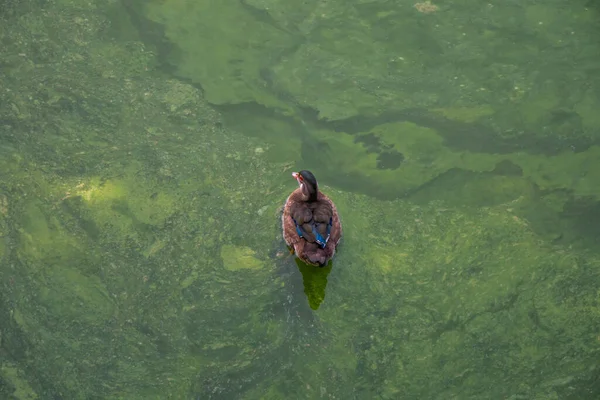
1 0 600 398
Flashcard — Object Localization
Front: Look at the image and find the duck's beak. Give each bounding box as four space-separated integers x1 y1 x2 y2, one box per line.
292 172 303 187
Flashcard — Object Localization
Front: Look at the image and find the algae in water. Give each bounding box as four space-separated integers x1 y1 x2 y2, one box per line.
1 0 600 399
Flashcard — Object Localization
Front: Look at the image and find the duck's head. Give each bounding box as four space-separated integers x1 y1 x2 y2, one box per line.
293 170 318 201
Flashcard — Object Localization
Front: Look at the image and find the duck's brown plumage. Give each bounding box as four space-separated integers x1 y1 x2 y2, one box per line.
282 171 342 266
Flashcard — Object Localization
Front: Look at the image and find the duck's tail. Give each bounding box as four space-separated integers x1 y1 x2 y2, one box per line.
303 242 333 267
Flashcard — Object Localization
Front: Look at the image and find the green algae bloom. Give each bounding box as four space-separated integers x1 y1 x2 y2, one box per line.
221 245 264 271
1 0 600 398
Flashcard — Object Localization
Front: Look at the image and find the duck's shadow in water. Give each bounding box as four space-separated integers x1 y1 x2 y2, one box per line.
273 245 334 330
294 257 333 310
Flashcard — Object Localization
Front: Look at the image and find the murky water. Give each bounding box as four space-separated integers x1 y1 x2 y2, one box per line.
1 0 600 398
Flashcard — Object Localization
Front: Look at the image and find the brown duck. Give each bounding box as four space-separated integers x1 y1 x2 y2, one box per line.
282 170 342 266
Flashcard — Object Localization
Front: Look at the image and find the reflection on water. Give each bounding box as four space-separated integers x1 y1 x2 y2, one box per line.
1 0 600 398
296 258 333 310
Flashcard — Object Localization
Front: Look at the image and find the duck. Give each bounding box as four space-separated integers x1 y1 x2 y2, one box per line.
282 170 342 266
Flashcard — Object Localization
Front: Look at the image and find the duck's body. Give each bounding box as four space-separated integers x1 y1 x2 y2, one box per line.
282 171 342 266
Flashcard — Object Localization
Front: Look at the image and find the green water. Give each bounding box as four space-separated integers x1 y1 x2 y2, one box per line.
1 0 600 398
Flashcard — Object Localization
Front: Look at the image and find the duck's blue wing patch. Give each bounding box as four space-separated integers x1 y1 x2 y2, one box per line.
312 217 332 249
292 217 306 238
292 217 332 249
